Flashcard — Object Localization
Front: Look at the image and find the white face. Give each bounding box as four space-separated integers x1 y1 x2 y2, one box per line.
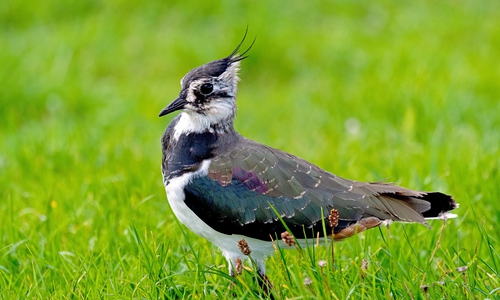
172 62 241 139
182 62 240 114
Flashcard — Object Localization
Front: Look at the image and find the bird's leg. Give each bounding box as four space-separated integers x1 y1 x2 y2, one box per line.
256 259 266 278
226 257 239 297
227 256 244 278
228 257 236 278
255 259 273 297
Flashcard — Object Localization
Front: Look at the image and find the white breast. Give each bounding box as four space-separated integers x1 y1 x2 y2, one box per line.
165 159 213 237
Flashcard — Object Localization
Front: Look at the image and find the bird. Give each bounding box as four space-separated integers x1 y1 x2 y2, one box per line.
158 36 457 282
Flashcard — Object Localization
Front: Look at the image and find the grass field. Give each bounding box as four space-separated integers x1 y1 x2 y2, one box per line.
1 0 500 298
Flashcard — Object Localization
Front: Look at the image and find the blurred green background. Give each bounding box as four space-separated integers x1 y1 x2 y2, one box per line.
1 0 499 298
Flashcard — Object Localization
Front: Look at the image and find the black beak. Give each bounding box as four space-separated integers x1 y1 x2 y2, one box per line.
159 96 188 117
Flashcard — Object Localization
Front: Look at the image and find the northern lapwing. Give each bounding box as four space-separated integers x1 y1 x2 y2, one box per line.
159 37 457 279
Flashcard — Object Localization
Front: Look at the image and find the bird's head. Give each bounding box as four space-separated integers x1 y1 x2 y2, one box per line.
159 35 254 131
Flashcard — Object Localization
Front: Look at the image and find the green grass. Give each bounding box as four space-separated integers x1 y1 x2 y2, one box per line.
1 0 500 298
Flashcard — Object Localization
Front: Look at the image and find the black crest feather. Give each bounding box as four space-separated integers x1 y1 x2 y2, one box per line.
181 28 256 84
227 27 256 63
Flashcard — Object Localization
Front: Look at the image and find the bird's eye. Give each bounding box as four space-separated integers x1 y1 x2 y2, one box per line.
200 83 214 95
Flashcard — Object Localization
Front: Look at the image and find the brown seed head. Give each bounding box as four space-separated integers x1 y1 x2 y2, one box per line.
360 258 368 279
329 208 339 228
235 257 243 275
238 239 252 255
361 259 368 270
281 231 296 246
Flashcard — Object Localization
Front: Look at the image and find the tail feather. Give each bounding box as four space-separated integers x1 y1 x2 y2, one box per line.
364 181 457 222
418 192 457 218
380 190 457 221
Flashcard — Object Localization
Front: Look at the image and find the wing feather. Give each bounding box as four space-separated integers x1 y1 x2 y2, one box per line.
186 139 441 240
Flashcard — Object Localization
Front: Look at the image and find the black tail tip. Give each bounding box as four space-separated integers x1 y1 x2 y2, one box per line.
421 192 457 218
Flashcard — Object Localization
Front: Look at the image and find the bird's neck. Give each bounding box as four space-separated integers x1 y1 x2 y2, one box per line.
173 111 236 141
164 110 240 181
